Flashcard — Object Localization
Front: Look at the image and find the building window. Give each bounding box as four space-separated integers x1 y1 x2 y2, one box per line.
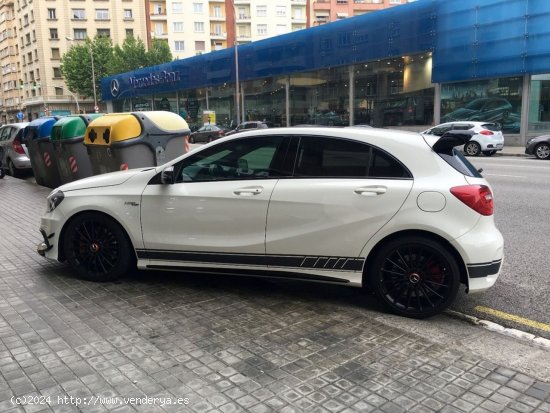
126 29 134 38
53 67 62 78
212 23 222 36
193 3 203 14
153 4 163 14
23 14 29 25
74 29 87 40
172 2 183 14
154 23 164 35
173 22 184 32
257 24 267 35
49 28 58 39
123 9 132 20
195 40 205 51
213 6 222 18
276 24 286 35
389 0 401 3
214 42 223 51
257 5 267 17
55 87 63 96
336 0 348 3
51 48 60 59
276 6 286 17
47 8 56 19
97 29 110 38
96 9 109 20
174 41 184 51
71 9 85 20
194 22 204 33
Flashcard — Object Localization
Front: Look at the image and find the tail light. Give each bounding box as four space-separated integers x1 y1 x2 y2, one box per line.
479 130 494 136
450 185 494 216
13 137 25 155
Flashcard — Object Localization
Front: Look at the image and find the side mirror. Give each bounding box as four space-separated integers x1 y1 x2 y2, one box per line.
161 166 175 184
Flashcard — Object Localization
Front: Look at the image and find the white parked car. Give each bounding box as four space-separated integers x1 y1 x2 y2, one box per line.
37 127 503 318
422 121 504 157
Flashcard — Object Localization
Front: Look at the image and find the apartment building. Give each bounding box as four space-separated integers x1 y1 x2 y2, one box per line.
147 1 309 60
0 0 147 122
311 0 416 26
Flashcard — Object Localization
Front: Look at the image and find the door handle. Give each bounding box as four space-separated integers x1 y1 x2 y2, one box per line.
354 186 387 196
233 186 263 196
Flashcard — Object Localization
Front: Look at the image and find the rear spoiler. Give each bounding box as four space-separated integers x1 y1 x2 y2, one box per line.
432 130 474 155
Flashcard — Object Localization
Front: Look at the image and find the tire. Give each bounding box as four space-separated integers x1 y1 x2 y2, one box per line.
534 143 550 160
0 167 4 179
63 212 134 282
189 136 195 144
464 141 481 157
8 159 20 178
368 236 460 319
483 150 497 157
207 136 213 143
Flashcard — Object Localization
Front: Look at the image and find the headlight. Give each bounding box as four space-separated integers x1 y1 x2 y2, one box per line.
527 137 536 145
46 190 64 212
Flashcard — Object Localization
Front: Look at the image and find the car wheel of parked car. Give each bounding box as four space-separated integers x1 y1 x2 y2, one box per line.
63 212 134 282
8 159 20 178
207 136 213 143
189 136 195 144
368 236 460 319
534 143 550 160
483 150 497 157
0 167 4 179
464 142 481 157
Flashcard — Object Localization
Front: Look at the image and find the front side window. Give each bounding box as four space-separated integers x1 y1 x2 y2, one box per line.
294 136 410 178
175 136 291 182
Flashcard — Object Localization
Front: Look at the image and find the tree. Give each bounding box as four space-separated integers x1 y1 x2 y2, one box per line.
147 39 173 67
61 36 113 102
109 36 148 74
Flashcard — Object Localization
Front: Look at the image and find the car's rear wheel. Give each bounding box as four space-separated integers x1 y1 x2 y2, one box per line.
189 136 195 144
8 159 20 178
63 212 134 281
483 150 497 156
368 236 460 319
464 141 481 156
207 136 213 142
534 143 550 160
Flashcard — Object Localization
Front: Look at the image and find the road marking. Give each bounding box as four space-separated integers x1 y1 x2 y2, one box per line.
475 306 550 333
483 173 525 178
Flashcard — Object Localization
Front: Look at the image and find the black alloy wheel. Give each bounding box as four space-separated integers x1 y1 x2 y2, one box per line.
464 141 481 156
534 142 550 160
369 236 460 318
63 213 134 281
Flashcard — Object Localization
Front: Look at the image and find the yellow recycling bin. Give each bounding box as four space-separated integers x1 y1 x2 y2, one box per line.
84 111 190 175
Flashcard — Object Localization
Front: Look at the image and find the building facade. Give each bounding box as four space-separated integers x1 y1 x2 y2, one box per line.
0 0 147 123
311 0 415 26
102 0 550 144
146 0 309 60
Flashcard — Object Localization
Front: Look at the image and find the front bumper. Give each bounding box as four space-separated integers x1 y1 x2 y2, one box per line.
37 229 53 257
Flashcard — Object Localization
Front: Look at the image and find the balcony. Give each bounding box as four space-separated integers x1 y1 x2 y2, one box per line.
210 32 227 40
209 14 225 22
291 16 306 23
236 14 251 22
291 0 306 3
150 12 167 21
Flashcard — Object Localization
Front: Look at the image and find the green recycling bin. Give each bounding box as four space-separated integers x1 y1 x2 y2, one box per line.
52 114 103 184
24 117 60 187
84 111 190 175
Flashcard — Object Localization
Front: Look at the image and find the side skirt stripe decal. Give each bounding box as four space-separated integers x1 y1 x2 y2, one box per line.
136 249 364 272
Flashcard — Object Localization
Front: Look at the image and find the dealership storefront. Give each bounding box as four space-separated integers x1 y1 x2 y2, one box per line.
102 0 550 145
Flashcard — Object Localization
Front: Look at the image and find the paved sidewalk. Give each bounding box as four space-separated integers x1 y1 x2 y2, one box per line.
0 176 548 413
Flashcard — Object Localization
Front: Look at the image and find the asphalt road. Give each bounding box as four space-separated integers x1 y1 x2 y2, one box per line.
451 155 550 339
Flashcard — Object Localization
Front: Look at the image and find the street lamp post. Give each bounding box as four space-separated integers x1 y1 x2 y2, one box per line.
60 87 80 114
66 37 98 112
230 0 240 125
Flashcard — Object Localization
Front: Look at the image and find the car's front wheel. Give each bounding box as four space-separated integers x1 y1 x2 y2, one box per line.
368 236 460 319
63 212 134 281
534 143 550 160
464 141 481 156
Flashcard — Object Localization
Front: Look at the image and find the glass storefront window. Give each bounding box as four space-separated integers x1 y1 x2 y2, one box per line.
179 88 208 131
153 92 177 114
354 53 434 128
441 77 522 133
112 98 133 113
242 77 286 127
209 83 237 129
289 67 350 126
528 74 550 135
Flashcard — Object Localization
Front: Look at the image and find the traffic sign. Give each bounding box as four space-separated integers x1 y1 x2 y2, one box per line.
94 105 99 113
16 111 24 120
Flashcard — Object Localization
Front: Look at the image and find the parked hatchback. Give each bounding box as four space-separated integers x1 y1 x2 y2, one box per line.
225 121 272 136
38 127 503 319
422 121 504 156
0 122 30 177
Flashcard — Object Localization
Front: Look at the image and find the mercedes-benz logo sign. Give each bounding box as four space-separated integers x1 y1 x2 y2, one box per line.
110 79 120 97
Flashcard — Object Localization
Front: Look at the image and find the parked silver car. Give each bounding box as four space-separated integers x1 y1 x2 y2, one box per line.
0 122 30 177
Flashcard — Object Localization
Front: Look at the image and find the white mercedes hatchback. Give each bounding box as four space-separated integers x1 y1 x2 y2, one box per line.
37 127 503 318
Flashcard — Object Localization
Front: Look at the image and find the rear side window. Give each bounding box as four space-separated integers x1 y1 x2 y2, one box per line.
294 136 411 179
439 149 482 178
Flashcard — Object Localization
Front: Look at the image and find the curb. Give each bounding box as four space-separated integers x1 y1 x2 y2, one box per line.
444 310 550 350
